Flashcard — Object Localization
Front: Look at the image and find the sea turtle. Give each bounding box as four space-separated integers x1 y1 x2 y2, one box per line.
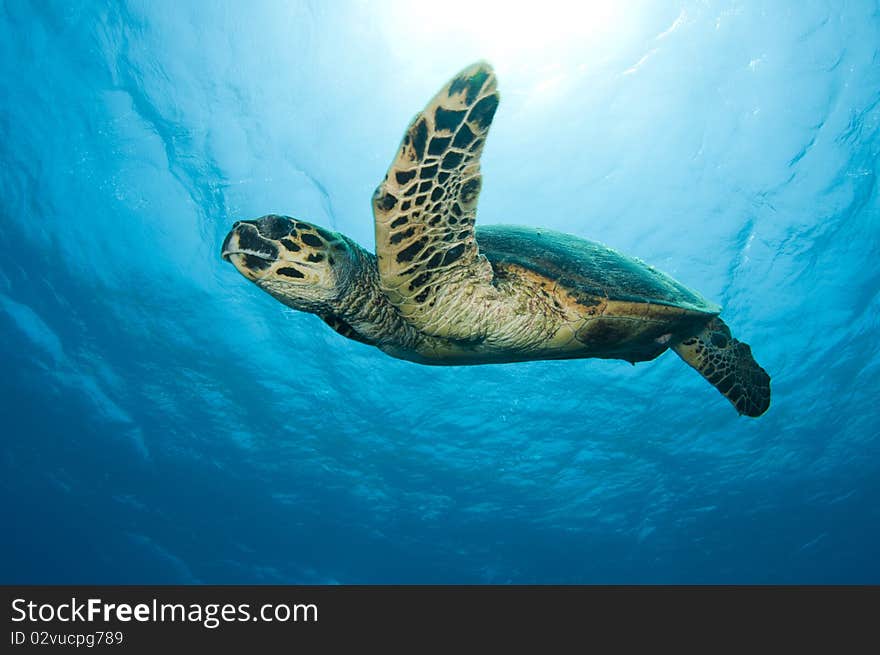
221 62 770 416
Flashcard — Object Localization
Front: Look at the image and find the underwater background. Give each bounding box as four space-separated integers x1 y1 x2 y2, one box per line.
1 0 879 584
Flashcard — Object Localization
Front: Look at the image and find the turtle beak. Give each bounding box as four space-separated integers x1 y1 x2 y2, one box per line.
221 221 280 260
220 227 236 261
221 222 280 281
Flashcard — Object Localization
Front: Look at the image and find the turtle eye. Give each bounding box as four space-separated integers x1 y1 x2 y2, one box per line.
255 214 294 240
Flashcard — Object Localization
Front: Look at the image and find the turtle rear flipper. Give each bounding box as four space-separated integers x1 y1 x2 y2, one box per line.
673 317 771 417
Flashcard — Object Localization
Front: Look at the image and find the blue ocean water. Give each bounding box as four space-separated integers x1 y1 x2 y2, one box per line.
1 0 879 584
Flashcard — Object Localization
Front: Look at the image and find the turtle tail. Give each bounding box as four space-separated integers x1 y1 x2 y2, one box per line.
672 317 771 417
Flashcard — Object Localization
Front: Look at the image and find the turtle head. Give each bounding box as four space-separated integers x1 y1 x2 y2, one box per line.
221 214 353 311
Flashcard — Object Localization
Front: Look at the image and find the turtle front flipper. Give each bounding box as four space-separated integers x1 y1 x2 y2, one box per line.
371 62 499 339
672 317 771 417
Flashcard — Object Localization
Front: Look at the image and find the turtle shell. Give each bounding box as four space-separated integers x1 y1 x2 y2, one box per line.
475 224 720 315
